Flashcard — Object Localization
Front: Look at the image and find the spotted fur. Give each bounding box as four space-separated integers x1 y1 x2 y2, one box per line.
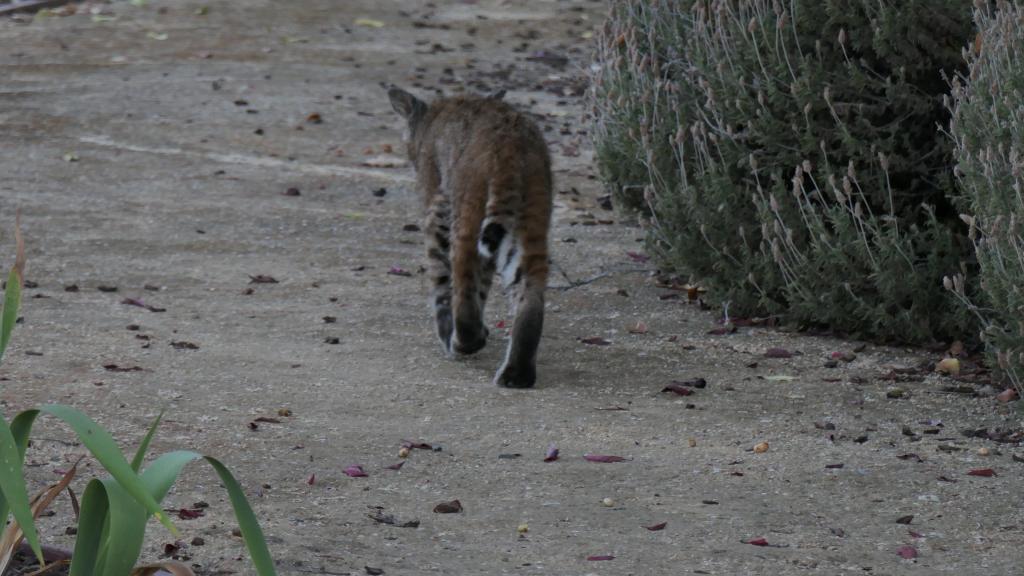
389 86 552 388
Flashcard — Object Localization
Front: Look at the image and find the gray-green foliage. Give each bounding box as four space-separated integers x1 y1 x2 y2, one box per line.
948 0 1024 394
591 0 976 342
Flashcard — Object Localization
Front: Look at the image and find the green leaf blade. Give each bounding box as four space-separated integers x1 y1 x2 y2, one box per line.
39 405 178 535
0 416 41 563
205 457 277 576
130 410 164 473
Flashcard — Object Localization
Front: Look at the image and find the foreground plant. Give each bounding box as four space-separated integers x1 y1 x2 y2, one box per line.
0 219 276 575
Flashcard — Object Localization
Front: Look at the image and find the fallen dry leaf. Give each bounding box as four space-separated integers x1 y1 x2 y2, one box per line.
103 364 143 372
746 538 769 546
177 508 204 520
625 251 649 263
896 545 918 559
967 468 996 477
248 274 278 284
401 440 433 450
121 298 166 312
386 461 404 471
661 384 694 396
583 454 627 463
580 336 611 346
367 510 419 528
764 348 793 359
586 555 614 561
387 266 412 277
344 465 368 478
433 500 463 514
644 522 667 531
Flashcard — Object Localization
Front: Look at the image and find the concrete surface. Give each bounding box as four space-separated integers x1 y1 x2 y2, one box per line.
1 1 1023 574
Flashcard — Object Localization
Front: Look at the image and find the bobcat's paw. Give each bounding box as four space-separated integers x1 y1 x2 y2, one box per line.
453 334 487 355
493 362 536 389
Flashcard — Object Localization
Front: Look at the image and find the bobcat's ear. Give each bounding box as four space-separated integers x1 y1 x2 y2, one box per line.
486 89 507 100
388 86 427 121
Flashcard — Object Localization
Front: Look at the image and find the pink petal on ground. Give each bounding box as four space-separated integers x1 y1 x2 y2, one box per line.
661 384 694 396
544 444 559 462
343 465 368 478
967 468 996 477
306 474 316 485
625 251 649 262
644 522 667 531
746 538 769 546
496 320 506 329
764 348 793 358
583 454 627 463
387 266 412 277
586 555 615 561
580 336 611 346
386 461 405 471
896 545 918 559
908 530 924 539
997 388 1018 403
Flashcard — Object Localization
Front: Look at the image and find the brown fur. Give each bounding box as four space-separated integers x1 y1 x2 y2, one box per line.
389 87 552 388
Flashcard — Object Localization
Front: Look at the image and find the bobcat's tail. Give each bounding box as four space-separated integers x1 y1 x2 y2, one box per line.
477 169 522 282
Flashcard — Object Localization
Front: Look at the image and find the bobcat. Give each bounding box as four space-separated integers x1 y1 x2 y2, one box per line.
388 86 553 388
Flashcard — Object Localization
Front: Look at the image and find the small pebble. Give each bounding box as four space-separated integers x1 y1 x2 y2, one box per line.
398 446 410 459
753 441 769 454
517 523 529 534
601 497 615 507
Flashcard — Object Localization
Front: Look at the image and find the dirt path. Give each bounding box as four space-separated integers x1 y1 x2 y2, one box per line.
1 1 1022 574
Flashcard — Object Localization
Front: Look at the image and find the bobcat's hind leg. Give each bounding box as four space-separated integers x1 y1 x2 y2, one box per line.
493 238 547 389
450 213 489 356
426 197 454 355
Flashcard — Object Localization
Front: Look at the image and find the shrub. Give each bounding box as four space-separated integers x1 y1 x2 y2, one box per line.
591 0 977 342
948 0 1024 394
